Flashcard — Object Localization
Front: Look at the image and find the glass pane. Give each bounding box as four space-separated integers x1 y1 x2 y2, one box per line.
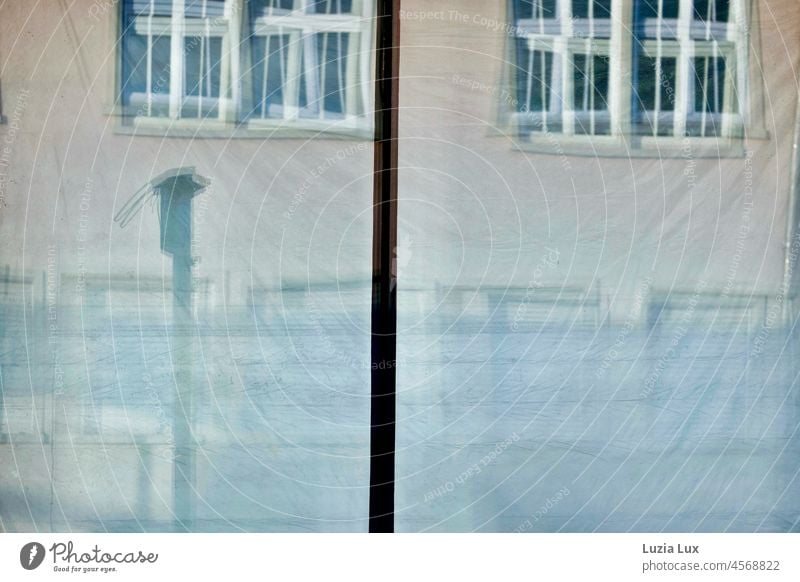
0 0 375 532
183 36 222 117
636 0 680 38
129 0 175 17
572 0 612 19
693 0 730 22
396 0 800 532
184 0 227 17
515 0 558 20
635 55 677 136
317 33 350 116
250 0 295 14
638 0 680 20
249 34 290 119
686 55 729 137
693 55 726 114
572 53 611 135
310 0 355 14
515 46 558 134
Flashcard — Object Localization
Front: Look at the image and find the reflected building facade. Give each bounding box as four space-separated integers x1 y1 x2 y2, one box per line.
0 0 799 532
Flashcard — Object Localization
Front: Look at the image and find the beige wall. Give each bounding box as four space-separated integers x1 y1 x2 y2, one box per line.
0 0 798 318
396 0 800 316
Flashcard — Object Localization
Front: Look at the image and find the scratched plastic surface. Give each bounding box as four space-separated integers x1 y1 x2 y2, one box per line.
1 0 799 533
393 0 800 532
0 0 374 532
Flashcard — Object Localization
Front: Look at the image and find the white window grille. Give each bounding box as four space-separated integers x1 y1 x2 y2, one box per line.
246 0 373 130
122 0 238 122
634 0 742 137
515 0 613 136
513 0 748 141
120 0 373 132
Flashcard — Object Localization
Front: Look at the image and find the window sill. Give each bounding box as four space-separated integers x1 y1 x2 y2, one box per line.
112 116 373 141
513 132 750 159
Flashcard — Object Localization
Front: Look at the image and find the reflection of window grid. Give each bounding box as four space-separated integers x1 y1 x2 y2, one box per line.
247 0 373 128
634 0 740 137
123 0 236 121
513 0 747 140
572 50 611 134
515 0 612 136
121 0 373 130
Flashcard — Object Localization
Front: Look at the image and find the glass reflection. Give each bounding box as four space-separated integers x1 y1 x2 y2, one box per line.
0 0 375 532
395 0 799 532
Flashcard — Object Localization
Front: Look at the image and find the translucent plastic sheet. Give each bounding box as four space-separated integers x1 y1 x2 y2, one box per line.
394 0 800 531
1 0 799 534
0 0 374 532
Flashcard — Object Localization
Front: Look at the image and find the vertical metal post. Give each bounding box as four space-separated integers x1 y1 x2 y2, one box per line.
171 237 195 531
369 0 400 533
156 172 206 531
116 168 207 531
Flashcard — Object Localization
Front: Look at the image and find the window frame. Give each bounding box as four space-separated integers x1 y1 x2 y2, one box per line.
244 0 374 133
115 0 375 138
515 1 615 137
120 0 241 129
510 0 754 156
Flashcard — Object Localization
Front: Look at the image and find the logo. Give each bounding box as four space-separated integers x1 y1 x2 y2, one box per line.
20 542 45 570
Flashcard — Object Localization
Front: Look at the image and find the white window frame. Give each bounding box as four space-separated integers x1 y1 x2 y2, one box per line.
120 0 373 135
516 0 614 137
513 0 750 149
246 0 373 132
126 0 241 128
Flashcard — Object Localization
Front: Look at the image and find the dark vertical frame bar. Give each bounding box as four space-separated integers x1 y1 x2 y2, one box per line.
369 0 400 533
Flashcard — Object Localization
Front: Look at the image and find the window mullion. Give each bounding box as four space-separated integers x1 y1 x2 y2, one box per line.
588 1 595 134
169 0 186 119
146 5 155 118
284 30 303 119
560 0 574 135
219 0 244 123
549 42 564 116
735 0 750 127
345 28 361 120
721 47 736 137
674 0 693 136
724 0 747 137
358 0 374 122
654 0 664 136
609 0 632 137
304 31 321 118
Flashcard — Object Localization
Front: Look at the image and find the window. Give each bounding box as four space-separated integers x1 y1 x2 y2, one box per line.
634 0 741 137
514 0 613 135
121 0 233 122
120 0 373 133
512 0 747 143
247 0 372 128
